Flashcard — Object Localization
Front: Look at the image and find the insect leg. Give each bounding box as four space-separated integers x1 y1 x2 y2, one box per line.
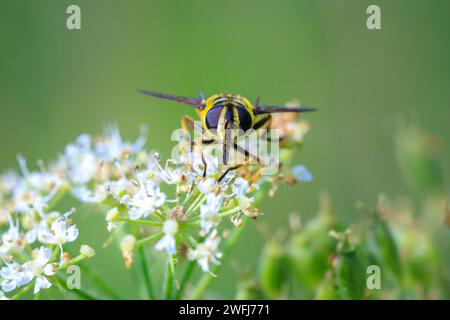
181 115 197 135
217 162 246 183
253 115 272 130
201 152 207 178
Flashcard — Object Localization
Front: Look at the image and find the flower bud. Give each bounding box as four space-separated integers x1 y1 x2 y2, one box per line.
334 235 367 300
80 245 96 258
106 207 120 221
368 214 401 278
120 235 136 268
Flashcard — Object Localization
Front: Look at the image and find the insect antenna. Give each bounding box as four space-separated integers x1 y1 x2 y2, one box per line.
254 96 260 109
199 91 205 102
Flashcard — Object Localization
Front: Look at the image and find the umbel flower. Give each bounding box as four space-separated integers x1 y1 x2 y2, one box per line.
0 111 312 299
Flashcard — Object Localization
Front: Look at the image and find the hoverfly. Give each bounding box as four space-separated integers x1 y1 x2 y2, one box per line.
139 90 315 170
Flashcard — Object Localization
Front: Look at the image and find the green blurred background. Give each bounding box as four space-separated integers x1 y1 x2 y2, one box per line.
1 0 449 298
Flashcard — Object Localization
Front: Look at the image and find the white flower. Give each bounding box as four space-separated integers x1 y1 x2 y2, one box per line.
94 126 146 161
25 172 63 195
192 152 218 178
0 171 20 195
109 179 130 203
71 184 108 203
292 165 313 182
0 261 33 293
197 178 216 194
16 155 63 194
127 179 166 220
0 220 21 256
34 276 52 294
12 188 46 215
232 177 250 196
24 228 37 244
188 229 222 272
23 246 56 294
106 207 120 232
155 219 178 255
38 213 78 246
232 177 254 210
199 194 223 233
238 196 254 211
61 134 98 185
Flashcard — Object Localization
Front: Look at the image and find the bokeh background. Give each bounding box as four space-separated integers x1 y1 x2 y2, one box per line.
1 0 449 298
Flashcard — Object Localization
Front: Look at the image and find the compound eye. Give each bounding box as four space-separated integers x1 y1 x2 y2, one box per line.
205 105 224 130
236 106 252 132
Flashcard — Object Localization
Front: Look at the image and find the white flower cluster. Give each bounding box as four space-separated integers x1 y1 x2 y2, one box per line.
1 117 311 298
0 149 85 298
0 126 146 298
106 139 261 272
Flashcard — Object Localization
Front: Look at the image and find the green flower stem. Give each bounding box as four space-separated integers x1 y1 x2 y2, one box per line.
78 264 123 300
164 255 175 299
190 217 249 299
151 210 165 221
46 186 69 211
60 254 86 269
190 197 206 214
136 232 164 247
137 245 155 299
52 275 100 300
174 260 196 300
11 280 34 300
118 218 163 227
187 207 241 224
218 207 241 217
50 245 60 262
187 193 205 215
182 189 194 206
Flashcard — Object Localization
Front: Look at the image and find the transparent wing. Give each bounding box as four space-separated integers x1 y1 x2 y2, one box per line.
255 105 317 114
138 89 204 109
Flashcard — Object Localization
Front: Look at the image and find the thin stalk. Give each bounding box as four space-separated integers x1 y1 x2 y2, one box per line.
136 232 164 247
118 218 162 227
151 210 166 221
11 280 34 300
46 186 68 211
186 193 205 215
60 254 86 269
189 196 206 215
164 255 175 300
78 264 123 300
182 189 194 206
138 245 155 299
53 275 101 300
174 260 196 300
218 207 241 217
